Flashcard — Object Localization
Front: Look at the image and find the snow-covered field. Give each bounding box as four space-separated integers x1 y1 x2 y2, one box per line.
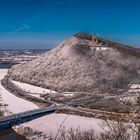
0 69 103 136
12 79 57 99
12 79 57 94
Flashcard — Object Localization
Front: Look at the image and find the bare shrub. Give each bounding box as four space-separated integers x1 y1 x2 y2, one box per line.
100 120 132 140
56 128 97 140
47 121 139 140
100 118 140 140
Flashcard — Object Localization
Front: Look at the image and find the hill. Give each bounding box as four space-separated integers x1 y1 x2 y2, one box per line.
9 33 140 92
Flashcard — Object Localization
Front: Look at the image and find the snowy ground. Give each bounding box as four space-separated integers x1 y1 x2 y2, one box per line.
11 79 57 99
0 69 38 114
12 79 77 99
12 79 57 94
129 84 140 93
23 113 104 136
0 69 103 136
94 47 110 51
130 84 140 89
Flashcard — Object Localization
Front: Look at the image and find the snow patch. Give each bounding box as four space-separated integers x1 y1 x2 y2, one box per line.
0 69 38 114
12 80 57 95
129 84 140 93
130 84 140 89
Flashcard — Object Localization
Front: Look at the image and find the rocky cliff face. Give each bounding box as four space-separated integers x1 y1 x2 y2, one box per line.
9 33 140 92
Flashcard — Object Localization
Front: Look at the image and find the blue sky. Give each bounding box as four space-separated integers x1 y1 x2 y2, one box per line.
0 0 140 49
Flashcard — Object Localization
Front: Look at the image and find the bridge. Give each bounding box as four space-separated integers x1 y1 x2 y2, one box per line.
0 105 59 130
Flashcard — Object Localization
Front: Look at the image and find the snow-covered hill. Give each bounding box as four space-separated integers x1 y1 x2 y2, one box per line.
9 33 140 92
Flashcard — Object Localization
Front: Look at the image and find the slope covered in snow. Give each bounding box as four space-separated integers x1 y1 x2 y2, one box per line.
9 33 140 92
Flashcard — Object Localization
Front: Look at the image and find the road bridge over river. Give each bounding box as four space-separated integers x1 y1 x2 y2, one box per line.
0 105 59 130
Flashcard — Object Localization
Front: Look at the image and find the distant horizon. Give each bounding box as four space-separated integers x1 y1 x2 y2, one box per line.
0 0 140 49
0 33 140 50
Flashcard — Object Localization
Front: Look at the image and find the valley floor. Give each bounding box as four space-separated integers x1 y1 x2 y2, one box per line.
0 69 103 138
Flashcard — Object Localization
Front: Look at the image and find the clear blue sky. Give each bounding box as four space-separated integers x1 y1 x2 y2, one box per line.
0 0 140 49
